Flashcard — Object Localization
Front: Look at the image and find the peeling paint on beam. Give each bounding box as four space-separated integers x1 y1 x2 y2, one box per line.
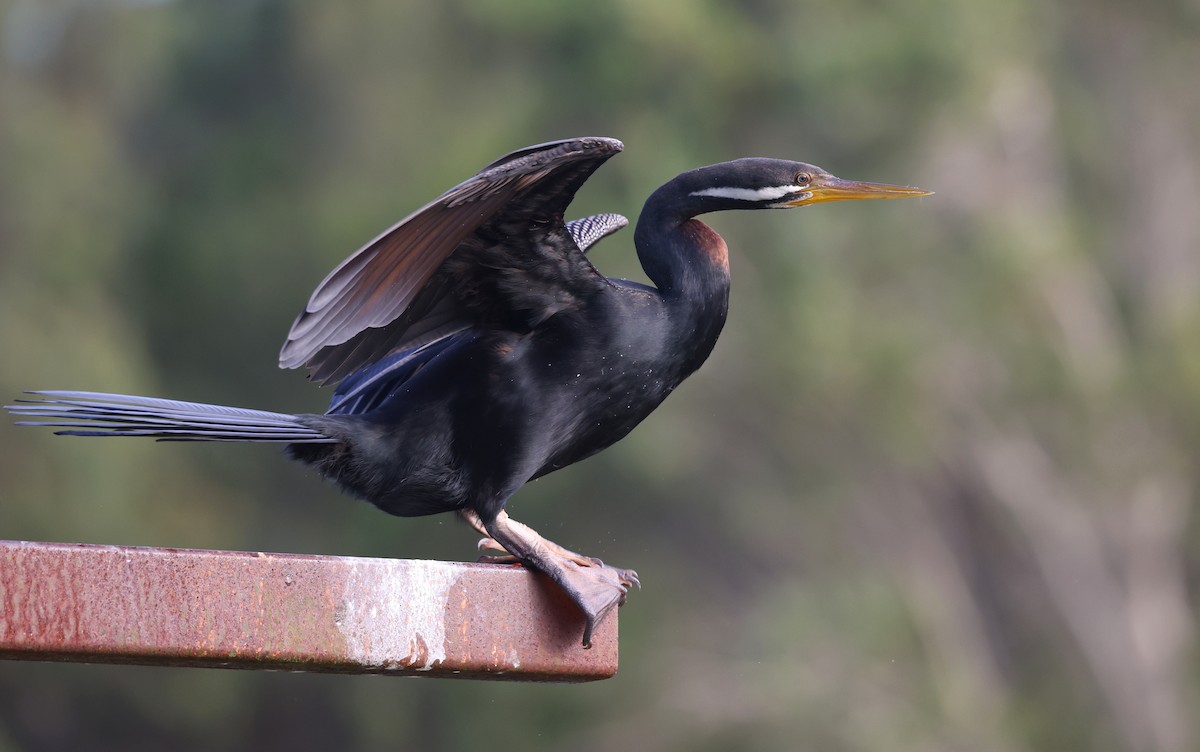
0 540 617 681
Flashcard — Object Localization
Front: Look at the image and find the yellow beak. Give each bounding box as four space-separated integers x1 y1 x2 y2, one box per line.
785 175 932 206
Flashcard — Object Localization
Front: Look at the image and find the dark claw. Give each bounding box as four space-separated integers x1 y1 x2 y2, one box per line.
569 560 640 648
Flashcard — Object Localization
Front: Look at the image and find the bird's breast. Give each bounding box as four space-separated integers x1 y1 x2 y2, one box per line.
680 219 729 272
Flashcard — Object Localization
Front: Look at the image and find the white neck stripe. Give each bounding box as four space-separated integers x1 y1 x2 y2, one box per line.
690 185 797 202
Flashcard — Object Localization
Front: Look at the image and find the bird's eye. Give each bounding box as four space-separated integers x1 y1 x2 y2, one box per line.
794 172 812 186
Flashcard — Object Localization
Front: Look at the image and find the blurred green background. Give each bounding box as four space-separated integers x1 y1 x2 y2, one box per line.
3 1 1200 750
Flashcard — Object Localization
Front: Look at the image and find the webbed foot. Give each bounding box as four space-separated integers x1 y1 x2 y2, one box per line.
471 509 639 647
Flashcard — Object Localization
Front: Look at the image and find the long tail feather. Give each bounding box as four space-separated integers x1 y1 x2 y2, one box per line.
5 391 336 443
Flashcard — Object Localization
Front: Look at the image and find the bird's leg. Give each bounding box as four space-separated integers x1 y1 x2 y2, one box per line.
459 509 514 559
480 509 639 648
459 509 619 568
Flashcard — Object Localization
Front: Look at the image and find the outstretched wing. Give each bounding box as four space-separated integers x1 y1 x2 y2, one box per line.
279 137 624 385
322 212 630 417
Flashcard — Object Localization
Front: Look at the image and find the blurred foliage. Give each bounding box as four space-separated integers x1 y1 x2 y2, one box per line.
2 1 1200 750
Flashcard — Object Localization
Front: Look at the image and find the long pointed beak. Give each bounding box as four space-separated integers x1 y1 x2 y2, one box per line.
786 175 932 206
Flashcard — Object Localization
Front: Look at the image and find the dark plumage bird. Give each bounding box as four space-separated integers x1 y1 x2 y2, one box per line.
7 137 929 646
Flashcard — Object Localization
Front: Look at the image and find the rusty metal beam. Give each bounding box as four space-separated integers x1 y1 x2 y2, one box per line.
0 540 617 681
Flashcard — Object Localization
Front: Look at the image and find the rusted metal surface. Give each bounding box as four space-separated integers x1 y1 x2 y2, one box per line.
0 540 617 681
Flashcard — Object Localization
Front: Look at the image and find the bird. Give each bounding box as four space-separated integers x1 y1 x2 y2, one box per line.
7 137 930 647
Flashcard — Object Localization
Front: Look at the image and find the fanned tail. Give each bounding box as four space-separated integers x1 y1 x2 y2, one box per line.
5 390 336 443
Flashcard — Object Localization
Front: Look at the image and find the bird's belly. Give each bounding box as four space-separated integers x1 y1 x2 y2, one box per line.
293 405 472 518
530 370 675 478
304 329 683 513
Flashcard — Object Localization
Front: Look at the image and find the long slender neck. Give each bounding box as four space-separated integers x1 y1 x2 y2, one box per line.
634 178 732 371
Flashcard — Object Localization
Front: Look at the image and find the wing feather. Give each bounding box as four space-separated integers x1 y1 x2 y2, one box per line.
279 137 623 385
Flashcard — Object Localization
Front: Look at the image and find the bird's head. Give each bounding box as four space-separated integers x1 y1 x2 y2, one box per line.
681 158 931 212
